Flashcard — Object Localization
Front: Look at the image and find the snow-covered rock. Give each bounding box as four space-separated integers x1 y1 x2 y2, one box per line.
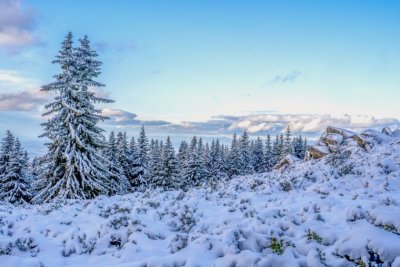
382 126 393 136
308 145 330 159
320 133 343 146
308 125 377 160
0 126 399 267
326 126 356 138
273 155 300 170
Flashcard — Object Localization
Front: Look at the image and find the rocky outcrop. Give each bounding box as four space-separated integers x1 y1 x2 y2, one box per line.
306 126 382 160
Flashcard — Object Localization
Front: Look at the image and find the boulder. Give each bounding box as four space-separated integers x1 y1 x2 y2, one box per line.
352 134 370 151
328 144 339 153
321 133 343 146
382 126 393 136
326 126 356 139
308 145 330 159
273 155 300 170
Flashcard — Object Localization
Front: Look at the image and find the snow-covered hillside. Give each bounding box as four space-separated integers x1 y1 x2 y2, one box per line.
1 127 400 267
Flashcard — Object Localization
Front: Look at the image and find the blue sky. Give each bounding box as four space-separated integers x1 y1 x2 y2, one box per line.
0 0 399 153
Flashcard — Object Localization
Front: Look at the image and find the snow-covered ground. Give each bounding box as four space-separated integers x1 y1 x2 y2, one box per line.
1 128 400 267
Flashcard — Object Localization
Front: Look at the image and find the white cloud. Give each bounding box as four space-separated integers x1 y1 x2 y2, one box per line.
0 0 40 54
102 108 138 123
0 70 38 88
227 114 399 135
0 88 48 111
271 70 301 84
101 108 171 127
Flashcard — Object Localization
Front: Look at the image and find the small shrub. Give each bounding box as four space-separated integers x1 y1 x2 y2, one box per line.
280 180 293 192
267 237 294 255
108 215 130 230
306 229 322 243
0 242 13 255
15 237 39 256
338 164 354 176
168 234 188 253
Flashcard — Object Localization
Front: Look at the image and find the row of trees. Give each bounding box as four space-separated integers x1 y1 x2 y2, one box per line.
0 33 307 205
0 125 307 205
102 126 307 193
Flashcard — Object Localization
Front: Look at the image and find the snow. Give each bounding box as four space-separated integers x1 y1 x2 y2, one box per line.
1 128 400 266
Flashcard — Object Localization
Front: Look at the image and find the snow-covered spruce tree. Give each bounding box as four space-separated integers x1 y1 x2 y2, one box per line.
264 134 273 171
116 132 132 187
278 133 285 160
34 33 115 203
128 137 143 188
177 140 189 188
207 140 217 184
203 142 212 183
228 133 241 177
0 131 31 204
132 126 149 187
238 130 254 175
0 130 14 180
105 131 129 194
196 138 209 184
208 139 228 187
4 138 31 204
181 136 206 188
148 139 163 187
271 134 280 166
251 137 265 173
177 141 189 166
284 126 292 156
155 136 180 190
291 136 302 159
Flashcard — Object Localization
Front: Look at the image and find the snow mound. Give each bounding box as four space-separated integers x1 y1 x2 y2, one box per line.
1 127 400 267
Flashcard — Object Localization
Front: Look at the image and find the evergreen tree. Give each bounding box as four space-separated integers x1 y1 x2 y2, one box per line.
271 134 280 166
203 142 212 184
0 131 14 180
116 132 130 182
133 126 149 186
239 130 253 175
284 126 292 156
105 131 129 194
127 137 143 188
155 137 179 189
182 137 203 187
252 137 264 173
196 138 208 184
228 133 241 177
148 139 162 186
207 139 229 186
264 134 273 171
215 140 229 180
34 33 113 203
278 134 285 160
0 132 31 204
177 141 189 166
292 136 304 159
